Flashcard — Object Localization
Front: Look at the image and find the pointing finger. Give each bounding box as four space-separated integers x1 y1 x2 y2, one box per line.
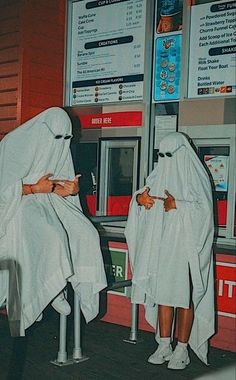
74 174 82 182
164 190 172 197
42 173 54 180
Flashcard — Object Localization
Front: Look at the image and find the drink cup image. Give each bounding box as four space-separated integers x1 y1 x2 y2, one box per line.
160 0 179 16
157 0 182 33
158 12 181 33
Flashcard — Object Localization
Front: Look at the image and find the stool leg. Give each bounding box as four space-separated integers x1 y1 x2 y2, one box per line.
123 303 139 344
129 303 138 341
56 313 68 363
51 289 89 365
73 292 82 360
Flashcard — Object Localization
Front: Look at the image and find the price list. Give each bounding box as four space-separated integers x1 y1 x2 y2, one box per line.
188 0 236 98
70 0 147 105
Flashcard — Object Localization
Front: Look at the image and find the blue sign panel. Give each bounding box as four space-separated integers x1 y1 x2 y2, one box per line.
153 33 182 102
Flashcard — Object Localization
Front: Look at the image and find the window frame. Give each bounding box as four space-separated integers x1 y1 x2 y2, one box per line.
97 137 141 216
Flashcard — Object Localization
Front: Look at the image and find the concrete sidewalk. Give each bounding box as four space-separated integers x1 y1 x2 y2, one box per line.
0 307 235 380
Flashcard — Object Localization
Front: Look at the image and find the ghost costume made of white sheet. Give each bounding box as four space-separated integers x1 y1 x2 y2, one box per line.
0 107 107 336
124 132 215 364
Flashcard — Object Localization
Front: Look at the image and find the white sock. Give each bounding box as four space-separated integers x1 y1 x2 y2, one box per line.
177 341 188 349
160 337 171 345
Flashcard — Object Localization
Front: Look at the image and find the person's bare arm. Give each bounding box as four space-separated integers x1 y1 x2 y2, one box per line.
22 174 55 195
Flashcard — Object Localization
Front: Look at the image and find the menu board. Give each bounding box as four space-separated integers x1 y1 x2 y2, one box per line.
70 0 146 105
153 34 182 102
153 1 183 102
188 0 236 98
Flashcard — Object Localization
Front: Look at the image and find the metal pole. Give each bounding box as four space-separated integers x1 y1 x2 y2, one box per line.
56 314 67 363
129 303 138 341
73 292 82 360
123 302 139 344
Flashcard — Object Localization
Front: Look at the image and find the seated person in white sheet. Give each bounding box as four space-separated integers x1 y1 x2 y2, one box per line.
0 107 107 336
125 132 215 370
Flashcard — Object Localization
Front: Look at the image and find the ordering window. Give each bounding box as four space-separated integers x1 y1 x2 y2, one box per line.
98 138 140 216
193 136 235 245
198 145 230 237
180 124 235 247
72 141 98 216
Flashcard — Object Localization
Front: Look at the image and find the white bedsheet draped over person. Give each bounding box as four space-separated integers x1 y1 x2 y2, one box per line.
0 107 107 336
125 132 215 365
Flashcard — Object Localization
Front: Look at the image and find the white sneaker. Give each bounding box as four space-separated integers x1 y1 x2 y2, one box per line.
148 344 173 365
51 293 71 315
167 345 190 370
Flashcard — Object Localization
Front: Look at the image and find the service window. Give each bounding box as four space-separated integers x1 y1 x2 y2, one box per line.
198 145 230 237
194 138 236 244
98 138 140 216
72 142 98 216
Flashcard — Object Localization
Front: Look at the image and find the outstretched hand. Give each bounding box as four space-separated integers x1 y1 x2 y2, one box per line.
33 173 55 193
53 174 81 197
158 190 177 212
136 188 158 210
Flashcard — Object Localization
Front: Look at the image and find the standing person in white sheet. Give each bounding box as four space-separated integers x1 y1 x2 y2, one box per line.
0 107 107 336
125 132 215 370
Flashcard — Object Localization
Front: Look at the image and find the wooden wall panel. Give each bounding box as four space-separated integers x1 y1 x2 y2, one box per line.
0 62 19 76
0 105 17 119
29 62 64 80
29 34 64 56
28 92 63 108
0 19 20 34
0 32 20 49
26 76 63 97
0 76 18 91
20 0 66 123
0 120 18 137
0 90 17 105
29 47 64 66
0 47 19 63
0 1 21 139
0 0 66 138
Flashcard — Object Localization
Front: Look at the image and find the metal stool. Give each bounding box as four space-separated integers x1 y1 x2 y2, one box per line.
51 291 89 366
50 280 140 365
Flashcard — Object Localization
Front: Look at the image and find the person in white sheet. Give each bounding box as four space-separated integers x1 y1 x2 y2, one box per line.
0 107 107 336
125 132 215 370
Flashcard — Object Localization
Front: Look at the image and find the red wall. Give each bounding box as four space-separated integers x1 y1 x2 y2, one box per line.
0 0 66 139
0 0 21 137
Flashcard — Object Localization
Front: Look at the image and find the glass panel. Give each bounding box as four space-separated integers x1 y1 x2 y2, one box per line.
107 147 134 216
234 193 236 237
71 142 98 216
198 146 230 237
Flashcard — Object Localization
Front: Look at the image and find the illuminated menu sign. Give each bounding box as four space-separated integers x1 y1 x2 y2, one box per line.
188 0 236 98
70 0 146 105
153 33 182 102
153 0 183 102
